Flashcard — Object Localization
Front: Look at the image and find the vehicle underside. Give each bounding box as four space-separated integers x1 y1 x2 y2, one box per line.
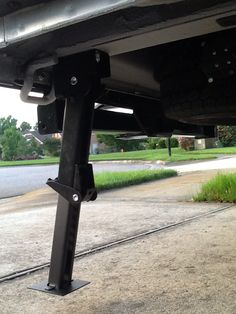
1 0 236 295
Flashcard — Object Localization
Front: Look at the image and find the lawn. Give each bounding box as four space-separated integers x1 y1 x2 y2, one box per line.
90 147 236 162
95 169 177 191
1 147 236 167
194 172 236 203
0 157 59 167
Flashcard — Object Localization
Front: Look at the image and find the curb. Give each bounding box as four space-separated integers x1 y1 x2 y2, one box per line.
91 160 166 165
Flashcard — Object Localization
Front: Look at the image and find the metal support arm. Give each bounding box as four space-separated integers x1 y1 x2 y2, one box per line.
29 50 110 296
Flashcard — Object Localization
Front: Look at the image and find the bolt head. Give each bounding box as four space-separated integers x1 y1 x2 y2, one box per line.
38 73 46 82
208 77 214 83
70 76 78 86
227 60 232 65
212 51 217 56
95 51 100 63
72 194 79 202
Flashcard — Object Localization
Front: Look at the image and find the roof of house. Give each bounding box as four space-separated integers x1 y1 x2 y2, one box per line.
22 130 53 144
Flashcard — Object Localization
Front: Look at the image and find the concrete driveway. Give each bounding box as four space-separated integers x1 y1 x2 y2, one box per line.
1 204 236 314
1 169 236 313
167 155 236 173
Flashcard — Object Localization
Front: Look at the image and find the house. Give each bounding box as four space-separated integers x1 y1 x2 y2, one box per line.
90 132 107 154
22 131 62 145
23 130 104 154
194 138 218 150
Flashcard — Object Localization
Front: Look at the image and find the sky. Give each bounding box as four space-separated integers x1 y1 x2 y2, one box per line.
0 87 38 127
0 86 134 129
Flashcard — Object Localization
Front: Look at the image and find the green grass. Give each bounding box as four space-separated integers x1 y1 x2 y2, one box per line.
0 157 59 167
1 146 236 167
95 169 177 191
90 147 236 163
194 173 236 203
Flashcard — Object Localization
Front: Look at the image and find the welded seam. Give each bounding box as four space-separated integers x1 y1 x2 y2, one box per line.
2 0 137 46
0 1 236 49
0 204 233 284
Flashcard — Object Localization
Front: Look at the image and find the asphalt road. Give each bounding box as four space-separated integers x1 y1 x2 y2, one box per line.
1 156 236 199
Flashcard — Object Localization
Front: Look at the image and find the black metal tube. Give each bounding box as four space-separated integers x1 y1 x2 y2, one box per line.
48 94 94 289
167 137 172 157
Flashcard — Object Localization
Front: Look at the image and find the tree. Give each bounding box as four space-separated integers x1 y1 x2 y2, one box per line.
33 122 38 131
0 116 17 136
97 134 145 152
158 138 167 148
146 138 159 149
146 137 179 150
43 138 61 156
0 127 27 160
31 138 43 155
217 126 236 147
20 121 31 132
16 135 29 157
168 137 179 148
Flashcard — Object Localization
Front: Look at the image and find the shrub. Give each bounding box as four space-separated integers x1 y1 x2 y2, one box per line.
178 137 194 151
157 138 167 148
0 127 28 161
217 126 236 147
168 137 179 148
146 137 179 150
146 138 159 149
43 138 61 157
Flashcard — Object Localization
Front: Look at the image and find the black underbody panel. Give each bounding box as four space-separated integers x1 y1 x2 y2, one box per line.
0 1 46 17
0 0 234 88
0 0 235 135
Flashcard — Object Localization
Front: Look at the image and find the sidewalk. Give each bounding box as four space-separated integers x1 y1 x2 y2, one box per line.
1 170 236 313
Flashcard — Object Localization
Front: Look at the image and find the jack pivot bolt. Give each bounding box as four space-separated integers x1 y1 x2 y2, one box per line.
70 76 78 86
72 194 79 202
